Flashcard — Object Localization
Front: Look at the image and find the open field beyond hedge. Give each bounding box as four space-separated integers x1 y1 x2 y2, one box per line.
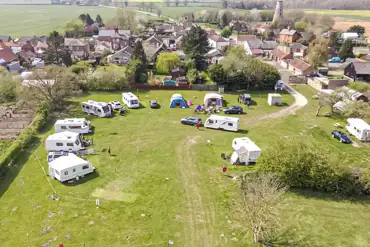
1 86 370 246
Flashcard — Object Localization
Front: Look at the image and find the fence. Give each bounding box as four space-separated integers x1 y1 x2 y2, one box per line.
134 84 220 91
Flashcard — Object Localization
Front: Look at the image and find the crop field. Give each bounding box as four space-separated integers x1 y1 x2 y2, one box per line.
1 86 370 247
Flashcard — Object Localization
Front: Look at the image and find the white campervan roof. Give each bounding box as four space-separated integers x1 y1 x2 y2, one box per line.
55 118 87 125
49 154 88 171
348 118 370 130
209 115 239 121
232 137 261 152
123 92 138 100
46 131 80 141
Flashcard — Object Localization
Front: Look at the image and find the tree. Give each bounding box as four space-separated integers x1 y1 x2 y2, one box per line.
249 8 260 22
78 14 87 23
220 26 232 38
157 8 162 17
286 10 305 22
124 0 128 7
148 2 154 12
64 19 84 38
106 9 139 34
219 11 228 28
85 14 95 25
156 53 181 74
0 71 18 103
95 14 104 27
45 31 72 67
181 26 210 69
165 0 170 7
343 100 370 118
183 0 188 6
139 2 145 10
307 38 329 69
338 39 355 61
208 64 224 84
295 21 308 32
220 0 228 8
316 89 347 116
347 25 366 36
239 173 287 244
186 68 198 84
132 40 147 64
175 0 180 7
318 15 335 31
184 58 195 70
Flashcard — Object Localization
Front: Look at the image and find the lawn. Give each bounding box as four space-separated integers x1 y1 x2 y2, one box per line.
1 86 370 247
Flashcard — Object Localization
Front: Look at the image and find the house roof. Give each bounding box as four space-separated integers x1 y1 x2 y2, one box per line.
236 35 257 42
261 41 278 50
0 43 17 63
208 34 227 42
64 38 88 46
111 46 133 57
18 36 35 43
99 29 131 37
143 42 166 59
254 23 269 29
35 41 48 49
4 42 19 47
272 47 292 60
146 34 163 44
171 67 185 73
289 58 312 72
0 36 11 42
280 29 298 36
289 43 308 50
19 50 36 60
251 48 264 55
360 54 370 61
352 62 370 75
207 48 222 57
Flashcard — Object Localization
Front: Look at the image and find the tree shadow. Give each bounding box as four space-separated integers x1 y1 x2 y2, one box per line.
238 129 249 134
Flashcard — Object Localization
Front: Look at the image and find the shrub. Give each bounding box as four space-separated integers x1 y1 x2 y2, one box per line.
348 82 370 93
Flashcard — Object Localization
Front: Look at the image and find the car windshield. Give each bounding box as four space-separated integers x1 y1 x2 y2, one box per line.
131 100 138 104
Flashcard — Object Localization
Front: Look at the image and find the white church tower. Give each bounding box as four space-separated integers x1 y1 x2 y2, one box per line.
273 0 284 23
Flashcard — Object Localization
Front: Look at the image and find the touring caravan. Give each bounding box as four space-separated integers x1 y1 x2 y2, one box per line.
230 137 261 165
204 115 239 132
48 154 95 182
122 92 140 108
45 131 84 152
346 118 370 141
54 118 91 134
82 100 111 117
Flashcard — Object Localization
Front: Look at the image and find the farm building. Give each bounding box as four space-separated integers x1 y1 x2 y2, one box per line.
169 94 188 108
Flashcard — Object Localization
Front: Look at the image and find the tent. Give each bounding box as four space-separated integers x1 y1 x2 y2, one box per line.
204 92 224 107
169 94 188 108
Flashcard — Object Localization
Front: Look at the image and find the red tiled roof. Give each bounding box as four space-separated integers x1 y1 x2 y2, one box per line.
251 48 263 55
0 43 17 63
272 47 292 60
289 58 312 72
236 35 257 42
208 34 227 42
4 42 19 47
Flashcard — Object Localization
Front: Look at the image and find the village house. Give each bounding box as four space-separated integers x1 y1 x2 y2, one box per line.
235 35 258 45
64 38 90 59
0 42 17 66
208 33 229 51
279 28 301 44
146 34 164 48
207 49 224 64
0 35 12 42
19 41 37 60
271 47 292 68
107 46 133 65
254 23 270 35
143 40 166 65
98 28 131 51
34 41 48 55
244 40 278 57
95 41 112 55
344 62 370 82
229 20 248 33
4 42 21 54
288 43 308 58
288 58 314 75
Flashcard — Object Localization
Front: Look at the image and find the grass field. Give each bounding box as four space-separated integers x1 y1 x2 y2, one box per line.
1 86 370 246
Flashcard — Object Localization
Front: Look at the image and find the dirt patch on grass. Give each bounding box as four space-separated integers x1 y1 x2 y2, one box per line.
352 141 361 148
91 180 138 202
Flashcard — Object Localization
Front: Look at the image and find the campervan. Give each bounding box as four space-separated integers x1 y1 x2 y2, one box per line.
45 131 84 152
48 154 95 182
82 100 111 118
346 118 370 141
204 115 239 132
230 137 262 165
122 92 140 108
54 118 91 134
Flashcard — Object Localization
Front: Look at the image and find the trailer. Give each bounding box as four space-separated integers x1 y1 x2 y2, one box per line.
48 154 95 182
204 115 239 132
230 137 261 165
346 118 370 141
122 92 140 108
82 100 112 118
45 131 85 152
54 118 91 134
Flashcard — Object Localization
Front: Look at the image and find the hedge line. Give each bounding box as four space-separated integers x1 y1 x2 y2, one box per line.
0 108 48 169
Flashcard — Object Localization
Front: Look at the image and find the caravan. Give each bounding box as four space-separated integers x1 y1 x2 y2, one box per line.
122 92 140 108
204 115 239 132
346 118 370 141
48 154 95 182
82 100 112 117
45 131 84 152
54 118 91 134
230 137 261 165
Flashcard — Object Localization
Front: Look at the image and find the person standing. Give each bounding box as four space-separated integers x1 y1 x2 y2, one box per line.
195 122 201 130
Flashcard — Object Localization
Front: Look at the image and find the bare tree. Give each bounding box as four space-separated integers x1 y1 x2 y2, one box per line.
239 173 287 244
175 0 180 7
157 8 162 17
183 0 188 6
165 0 170 7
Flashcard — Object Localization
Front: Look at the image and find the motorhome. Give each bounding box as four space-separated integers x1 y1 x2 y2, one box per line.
45 131 84 152
81 100 112 117
346 118 370 141
54 118 91 134
48 154 95 182
230 137 261 165
204 115 239 132
122 92 140 108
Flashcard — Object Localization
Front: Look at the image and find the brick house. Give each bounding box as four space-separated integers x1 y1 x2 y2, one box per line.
288 58 314 75
0 42 17 65
98 28 131 51
279 28 301 44
64 38 90 59
207 34 229 51
107 46 133 65
271 47 292 68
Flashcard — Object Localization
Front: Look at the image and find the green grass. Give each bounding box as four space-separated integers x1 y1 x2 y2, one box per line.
304 10 370 21
0 140 12 154
1 86 370 246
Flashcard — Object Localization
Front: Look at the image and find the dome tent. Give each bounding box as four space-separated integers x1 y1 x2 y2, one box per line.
169 94 188 108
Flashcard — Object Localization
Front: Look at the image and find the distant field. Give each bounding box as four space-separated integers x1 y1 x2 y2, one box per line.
305 10 370 20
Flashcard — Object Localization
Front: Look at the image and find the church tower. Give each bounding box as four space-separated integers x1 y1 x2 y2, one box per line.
272 0 284 23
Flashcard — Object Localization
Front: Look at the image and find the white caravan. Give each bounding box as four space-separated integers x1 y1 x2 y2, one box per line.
122 92 140 108
346 118 370 141
204 115 239 132
48 154 95 182
54 118 91 134
45 131 84 152
82 100 112 117
230 137 261 165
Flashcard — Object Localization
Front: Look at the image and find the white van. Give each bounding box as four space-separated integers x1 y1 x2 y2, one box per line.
230 137 261 164
48 154 95 182
346 118 370 141
54 118 91 134
82 100 112 117
45 131 84 152
204 115 239 132
122 92 140 108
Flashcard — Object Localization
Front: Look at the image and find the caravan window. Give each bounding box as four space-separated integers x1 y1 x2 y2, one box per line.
102 106 110 113
82 165 89 170
228 123 233 126
97 109 102 113
61 126 67 129
56 142 63 146
84 105 90 109
75 140 80 146
73 168 76 172
207 120 214 124
131 100 138 105
64 171 68 175
67 143 73 147
55 170 60 175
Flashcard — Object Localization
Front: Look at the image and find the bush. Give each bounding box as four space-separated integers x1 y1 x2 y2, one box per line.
348 82 370 93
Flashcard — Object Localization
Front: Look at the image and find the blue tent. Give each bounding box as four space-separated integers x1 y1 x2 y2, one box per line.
169 94 188 108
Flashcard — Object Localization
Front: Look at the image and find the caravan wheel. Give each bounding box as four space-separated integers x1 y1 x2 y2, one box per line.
75 176 80 181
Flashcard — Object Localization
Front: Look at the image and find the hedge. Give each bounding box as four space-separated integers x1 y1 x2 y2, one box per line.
0 108 48 170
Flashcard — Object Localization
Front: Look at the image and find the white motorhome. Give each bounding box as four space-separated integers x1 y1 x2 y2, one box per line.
54 118 91 134
230 137 261 165
82 100 112 118
45 131 84 152
204 115 239 132
122 92 140 108
346 118 370 141
48 154 95 182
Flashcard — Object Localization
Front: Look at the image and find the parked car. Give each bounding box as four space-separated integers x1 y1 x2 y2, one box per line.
275 80 285 91
109 101 123 110
47 151 72 163
150 100 160 109
331 130 351 143
181 116 202 126
328 57 342 63
224 106 243 114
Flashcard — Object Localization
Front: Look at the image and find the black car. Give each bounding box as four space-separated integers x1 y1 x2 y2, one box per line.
181 116 202 126
224 106 243 114
331 130 351 143
150 100 160 109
